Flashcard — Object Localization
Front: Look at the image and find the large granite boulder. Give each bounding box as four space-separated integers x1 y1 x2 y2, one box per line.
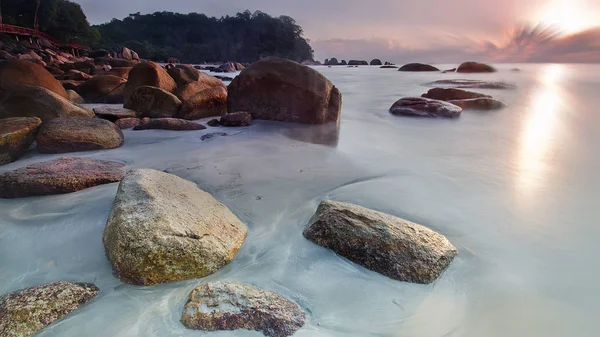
0 60 68 98
421 88 490 101
181 282 306 337
177 86 227 120
103 169 248 285
174 75 225 102
370 59 383 66
389 97 462 118
0 117 41 165
133 118 206 131
123 61 177 103
303 201 457 283
456 61 496 73
75 75 126 103
0 85 93 122
103 83 126 104
398 63 440 72
167 64 222 87
449 98 506 110
121 47 133 60
124 85 182 118
60 80 83 91
220 111 252 127
0 157 125 198
93 106 138 121
0 282 98 337
227 57 342 125
66 90 84 104
36 117 124 153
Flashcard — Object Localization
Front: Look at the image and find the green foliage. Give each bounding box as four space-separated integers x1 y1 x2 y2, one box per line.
93 10 314 63
0 0 98 44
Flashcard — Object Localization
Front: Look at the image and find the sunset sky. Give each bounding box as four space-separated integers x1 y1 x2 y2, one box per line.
73 0 600 63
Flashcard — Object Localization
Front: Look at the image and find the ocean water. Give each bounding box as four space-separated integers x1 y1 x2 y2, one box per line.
1 63 599 337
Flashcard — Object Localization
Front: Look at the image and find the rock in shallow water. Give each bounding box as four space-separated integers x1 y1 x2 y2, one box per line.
114 117 142 129
124 85 182 118
0 157 125 198
389 97 462 118
303 200 457 284
133 118 206 131
93 106 138 121
36 117 124 154
0 117 41 165
103 169 248 285
421 87 490 101
425 79 516 90
181 282 305 337
398 63 439 72
449 97 506 110
220 111 252 127
0 281 98 337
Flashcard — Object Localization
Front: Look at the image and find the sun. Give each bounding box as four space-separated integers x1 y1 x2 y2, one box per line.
536 0 599 34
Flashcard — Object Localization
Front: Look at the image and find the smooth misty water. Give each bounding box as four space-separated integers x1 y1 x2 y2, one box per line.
1 64 599 337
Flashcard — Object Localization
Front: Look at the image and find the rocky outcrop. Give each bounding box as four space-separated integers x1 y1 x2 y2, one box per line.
75 75 127 103
174 73 225 102
0 157 126 198
66 90 84 104
348 60 368 66
36 117 124 153
215 62 245 73
456 61 496 73
124 86 182 118
0 117 41 165
370 59 383 66
398 63 440 72
324 58 339 66
181 282 306 337
133 118 206 131
177 87 227 120
0 282 98 337
167 64 218 87
123 61 177 103
449 98 506 110
0 60 69 98
303 200 457 283
421 88 490 101
114 118 143 129
93 106 138 121
0 85 94 122
103 169 247 285
389 97 462 118
227 57 342 125
220 111 252 127
103 83 126 104
425 79 516 90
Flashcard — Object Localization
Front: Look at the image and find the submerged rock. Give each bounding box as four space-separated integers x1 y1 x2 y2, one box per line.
103 169 248 285
389 97 462 118
303 200 457 283
93 106 139 121
124 85 182 118
0 157 125 198
456 61 496 73
425 79 516 90
220 111 252 127
0 60 68 99
0 117 41 165
176 86 227 120
181 282 306 337
227 57 342 125
200 132 227 141
380 65 399 69
36 117 124 153
0 85 94 122
398 63 440 72
421 87 490 101
133 118 206 131
0 281 99 337
207 119 220 127
449 97 506 110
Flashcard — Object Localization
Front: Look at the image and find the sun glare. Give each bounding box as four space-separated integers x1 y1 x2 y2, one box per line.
537 0 598 34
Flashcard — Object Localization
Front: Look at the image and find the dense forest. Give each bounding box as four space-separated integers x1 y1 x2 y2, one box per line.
0 0 315 63
93 11 314 63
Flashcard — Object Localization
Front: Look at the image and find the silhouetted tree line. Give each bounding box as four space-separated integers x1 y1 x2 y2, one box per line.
93 10 315 63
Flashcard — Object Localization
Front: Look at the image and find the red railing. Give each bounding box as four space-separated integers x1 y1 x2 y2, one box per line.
0 24 87 50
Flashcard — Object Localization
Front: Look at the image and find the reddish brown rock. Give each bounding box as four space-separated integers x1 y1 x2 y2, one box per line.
421 88 491 101
124 61 177 103
61 80 83 91
220 111 252 127
389 97 462 118
93 106 139 121
0 117 41 165
174 75 225 102
67 90 85 104
448 98 506 110
115 118 142 129
167 64 202 86
133 118 206 131
124 86 182 118
37 117 124 153
0 157 126 198
76 75 127 103
103 83 126 104
107 67 132 79
0 60 69 98
227 57 341 125
177 86 227 120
